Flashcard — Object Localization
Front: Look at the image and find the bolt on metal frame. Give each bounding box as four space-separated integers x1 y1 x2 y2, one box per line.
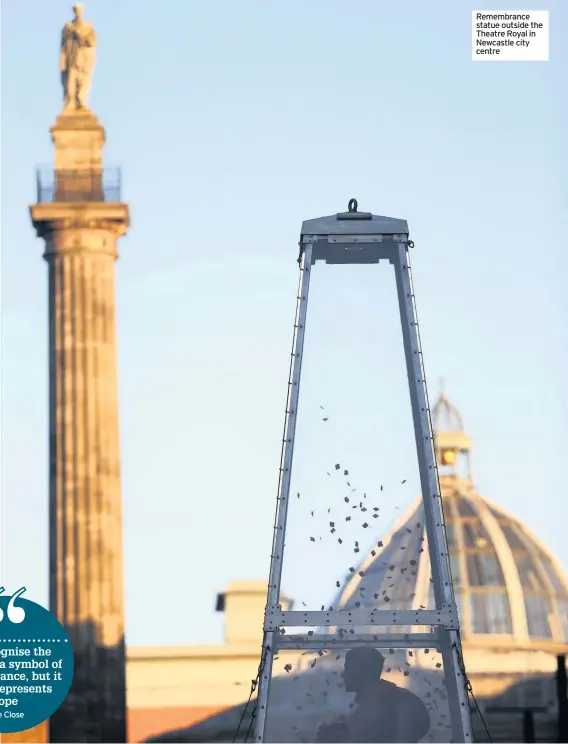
253 201 473 743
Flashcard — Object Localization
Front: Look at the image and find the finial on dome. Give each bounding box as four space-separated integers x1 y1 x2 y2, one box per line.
432 383 463 433
431 383 472 480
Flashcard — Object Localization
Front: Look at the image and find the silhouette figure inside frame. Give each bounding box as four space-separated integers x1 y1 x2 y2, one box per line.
316 647 431 743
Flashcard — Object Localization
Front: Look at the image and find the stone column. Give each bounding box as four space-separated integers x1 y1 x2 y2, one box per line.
30 110 130 743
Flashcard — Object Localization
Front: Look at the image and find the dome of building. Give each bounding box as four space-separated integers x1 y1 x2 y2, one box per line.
333 390 568 648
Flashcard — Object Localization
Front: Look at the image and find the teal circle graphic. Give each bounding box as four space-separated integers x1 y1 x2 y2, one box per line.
0 587 74 733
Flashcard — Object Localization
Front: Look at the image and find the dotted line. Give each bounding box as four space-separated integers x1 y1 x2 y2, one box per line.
1 639 69 643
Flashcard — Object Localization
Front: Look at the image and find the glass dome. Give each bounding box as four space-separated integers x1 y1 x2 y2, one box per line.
333 391 568 647
333 486 568 644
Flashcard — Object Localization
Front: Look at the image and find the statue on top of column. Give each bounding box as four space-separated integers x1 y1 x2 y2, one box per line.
60 3 97 111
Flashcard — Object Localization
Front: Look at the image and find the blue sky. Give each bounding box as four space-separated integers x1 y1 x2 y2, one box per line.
1 0 567 647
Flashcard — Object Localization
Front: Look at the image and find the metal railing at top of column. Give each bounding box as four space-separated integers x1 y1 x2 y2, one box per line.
35 167 122 203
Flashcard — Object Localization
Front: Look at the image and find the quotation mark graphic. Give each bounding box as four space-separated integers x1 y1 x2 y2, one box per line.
0 587 27 624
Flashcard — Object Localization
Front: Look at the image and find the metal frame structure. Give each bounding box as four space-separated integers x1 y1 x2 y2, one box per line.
253 200 473 742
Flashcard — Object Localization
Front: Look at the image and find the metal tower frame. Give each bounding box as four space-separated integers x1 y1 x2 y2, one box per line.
253 200 473 743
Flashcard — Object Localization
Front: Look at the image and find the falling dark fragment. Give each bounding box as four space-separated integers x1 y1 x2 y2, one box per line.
335 655 341 660
311 660 317 668
344 497 349 503
359 571 365 577
362 522 369 528
335 464 340 470
338 538 343 544
373 507 379 512
404 671 410 677
373 514 379 518
384 596 390 602
406 528 412 533
354 548 360 553
355 601 361 608
436 663 442 668
321 605 324 611
322 417 328 421
344 470 348 476
346 516 351 521
330 521 335 527
378 541 383 547
302 601 306 606
401 479 407 484
417 522 421 528
310 537 315 542
336 581 340 588
284 664 292 673
349 567 355 572
311 511 314 517
320 405 324 409
331 528 336 534
347 482 351 486
371 550 376 557
410 560 417 566
389 565 395 570
297 492 300 498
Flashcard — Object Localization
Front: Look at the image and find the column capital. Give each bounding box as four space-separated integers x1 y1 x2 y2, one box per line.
30 202 130 243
